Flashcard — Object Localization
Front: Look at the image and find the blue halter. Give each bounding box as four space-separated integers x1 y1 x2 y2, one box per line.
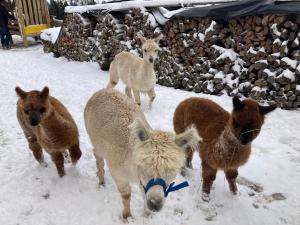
141 178 189 197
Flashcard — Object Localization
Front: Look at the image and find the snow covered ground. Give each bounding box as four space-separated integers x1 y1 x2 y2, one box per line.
0 45 300 225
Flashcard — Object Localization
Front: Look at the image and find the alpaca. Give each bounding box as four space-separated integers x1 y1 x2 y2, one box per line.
106 34 163 108
173 96 276 200
84 89 201 219
15 86 82 177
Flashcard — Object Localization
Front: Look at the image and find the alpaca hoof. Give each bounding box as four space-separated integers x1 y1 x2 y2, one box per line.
202 193 210 202
137 102 141 106
122 212 132 221
98 181 105 187
229 183 238 194
40 161 48 167
58 170 65 178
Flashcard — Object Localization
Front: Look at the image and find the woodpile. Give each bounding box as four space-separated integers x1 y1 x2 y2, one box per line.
42 10 300 110
56 13 95 61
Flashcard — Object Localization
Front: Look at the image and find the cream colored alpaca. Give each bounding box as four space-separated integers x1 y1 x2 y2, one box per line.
107 34 163 108
84 89 201 219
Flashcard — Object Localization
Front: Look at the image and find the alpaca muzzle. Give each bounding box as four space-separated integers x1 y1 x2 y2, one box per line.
29 111 41 126
141 178 189 197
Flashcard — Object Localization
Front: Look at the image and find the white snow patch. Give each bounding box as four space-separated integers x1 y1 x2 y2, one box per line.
263 69 276 77
40 27 61 44
213 45 239 62
281 57 298 69
278 69 295 82
205 21 216 34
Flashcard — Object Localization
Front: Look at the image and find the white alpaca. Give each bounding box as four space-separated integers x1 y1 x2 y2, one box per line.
84 89 201 219
107 34 163 108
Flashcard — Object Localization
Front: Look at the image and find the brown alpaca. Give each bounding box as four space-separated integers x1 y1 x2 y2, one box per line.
15 86 82 177
173 96 276 200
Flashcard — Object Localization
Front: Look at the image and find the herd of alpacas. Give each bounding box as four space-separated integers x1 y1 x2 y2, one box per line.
14 34 276 220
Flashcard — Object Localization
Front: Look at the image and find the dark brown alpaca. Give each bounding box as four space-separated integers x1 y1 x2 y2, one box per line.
173 96 276 200
15 86 82 177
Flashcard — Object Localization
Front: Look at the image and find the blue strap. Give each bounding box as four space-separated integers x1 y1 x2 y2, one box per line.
141 178 189 197
165 181 189 197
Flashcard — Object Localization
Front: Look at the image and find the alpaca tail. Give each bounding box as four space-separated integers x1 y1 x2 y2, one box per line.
106 61 119 89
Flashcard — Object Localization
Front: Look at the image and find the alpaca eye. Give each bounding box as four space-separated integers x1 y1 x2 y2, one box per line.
24 109 29 114
144 49 147 52
39 107 46 113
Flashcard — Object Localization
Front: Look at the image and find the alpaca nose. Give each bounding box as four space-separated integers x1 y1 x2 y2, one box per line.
29 112 40 126
147 197 163 212
30 118 39 126
240 133 252 145
149 57 154 63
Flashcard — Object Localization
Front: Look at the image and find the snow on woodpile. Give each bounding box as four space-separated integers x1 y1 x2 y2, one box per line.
40 27 61 44
42 8 300 110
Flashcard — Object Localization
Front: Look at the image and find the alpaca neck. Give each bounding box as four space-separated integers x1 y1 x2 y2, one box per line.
214 124 246 155
142 58 154 71
39 108 67 136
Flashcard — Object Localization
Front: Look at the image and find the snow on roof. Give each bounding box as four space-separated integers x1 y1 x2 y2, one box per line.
65 0 238 14
40 27 61 44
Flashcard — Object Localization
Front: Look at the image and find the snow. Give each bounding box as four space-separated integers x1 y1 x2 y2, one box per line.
205 21 216 35
263 69 276 77
278 69 296 82
40 27 61 44
271 24 281 37
212 45 239 62
65 0 238 13
0 45 300 225
281 57 298 69
248 47 258 54
214 71 225 79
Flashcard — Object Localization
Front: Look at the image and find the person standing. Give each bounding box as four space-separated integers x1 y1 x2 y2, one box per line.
0 0 15 49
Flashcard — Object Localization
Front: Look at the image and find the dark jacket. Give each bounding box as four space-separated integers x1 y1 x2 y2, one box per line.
0 4 14 28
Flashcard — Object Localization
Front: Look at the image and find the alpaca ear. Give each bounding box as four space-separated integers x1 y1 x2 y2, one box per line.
129 118 150 142
233 96 245 111
154 34 163 43
15 86 27 99
40 86 49 99
137 33 147 44
175 126 202 151
259 104 277 115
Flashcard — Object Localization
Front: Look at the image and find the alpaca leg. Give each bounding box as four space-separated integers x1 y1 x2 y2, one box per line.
113 178 132 219
95 154 105 186
27 136 46 166
69 143 82 165
133 90 141 106
225 169 238 194
125 86 132 98
51 152 65 177
147 88 156 109
181 147 194 176
201 161 217 201
107 63 119 89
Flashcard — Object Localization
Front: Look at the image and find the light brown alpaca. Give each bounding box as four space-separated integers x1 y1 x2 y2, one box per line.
84 89 201 219
15 86 82 177
173 96 276 200
107 34 163 108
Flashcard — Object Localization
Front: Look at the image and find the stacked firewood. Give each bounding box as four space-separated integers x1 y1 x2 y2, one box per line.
55 13 95 61
159 14 300 109
42 10 300 109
